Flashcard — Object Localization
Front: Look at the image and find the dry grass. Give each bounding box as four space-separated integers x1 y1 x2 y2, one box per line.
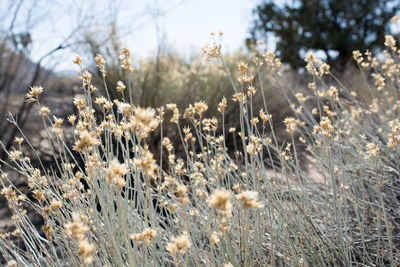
0 32 400 266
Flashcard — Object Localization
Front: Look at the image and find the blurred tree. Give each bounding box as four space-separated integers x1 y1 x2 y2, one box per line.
0 0 113 159
250 0 400 70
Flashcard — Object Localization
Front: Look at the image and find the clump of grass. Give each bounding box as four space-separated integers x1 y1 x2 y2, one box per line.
0 31 400 266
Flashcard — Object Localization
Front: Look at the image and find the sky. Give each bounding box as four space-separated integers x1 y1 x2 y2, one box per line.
124 0 257 58
2 0 260 72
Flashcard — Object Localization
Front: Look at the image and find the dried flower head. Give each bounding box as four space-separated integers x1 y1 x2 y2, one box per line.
166 231 191 255
50 199 62 210
95 54 106 75
65 214 96 264
366 142 380 158
372 73 385 91
26 86 43 103
14 137 24 146
284 117 297 134
120 47 134 73
73 130 99 152
9 150 22 161
73 55 82 65
166 103 180 124
193 101 208 116
68 115 77 125
238 61 248 75
208 189 232 212
202 33 222 61
237 191 263 209
133 148 157 179
130 228 157 245
106 159 128 188
218 97 227 113
39 106 51 116
116 81 126 93
385 35 396 49
53 116 64 128
210 232 220 245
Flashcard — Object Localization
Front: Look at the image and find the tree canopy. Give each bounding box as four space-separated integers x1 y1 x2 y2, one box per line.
250 0 400 70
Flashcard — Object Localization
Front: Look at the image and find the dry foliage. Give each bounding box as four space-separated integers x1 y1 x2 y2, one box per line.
1 31 400 266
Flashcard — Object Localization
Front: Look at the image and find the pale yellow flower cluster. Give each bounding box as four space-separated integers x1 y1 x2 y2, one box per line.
130 228 157 245
237 191 263 209
165 231 191 255
106 159 128 188
26 86 43 103
65 214 96 264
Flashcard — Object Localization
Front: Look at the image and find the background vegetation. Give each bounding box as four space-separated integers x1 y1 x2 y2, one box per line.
0 0 400 266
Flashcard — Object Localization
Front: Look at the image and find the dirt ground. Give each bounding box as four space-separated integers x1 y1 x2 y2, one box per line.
0 90 76 234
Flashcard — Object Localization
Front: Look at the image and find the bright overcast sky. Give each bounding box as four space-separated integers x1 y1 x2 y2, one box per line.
127 0 256 57
3 0 258 72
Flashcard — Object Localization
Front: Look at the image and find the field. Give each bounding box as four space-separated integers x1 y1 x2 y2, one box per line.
0 33 400 266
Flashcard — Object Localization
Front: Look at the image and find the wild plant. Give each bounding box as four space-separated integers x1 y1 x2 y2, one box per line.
0 30 399 266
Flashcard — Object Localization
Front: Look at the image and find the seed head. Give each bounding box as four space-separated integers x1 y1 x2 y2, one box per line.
39 106 51 116
26 86 43 103
284 117 297 134
50 199 62 210
95 54 106 76
208 189 232 212
116 81 126 93
385 35 396 49
73 130 99 152
130 228 157 245
14 137 24 146
133 148 157 179
210 232 220 245
106 159 128 188
68 115 77 125
218 97 227 113
237 191 263 209
73 55 82 65
166 231 191 255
